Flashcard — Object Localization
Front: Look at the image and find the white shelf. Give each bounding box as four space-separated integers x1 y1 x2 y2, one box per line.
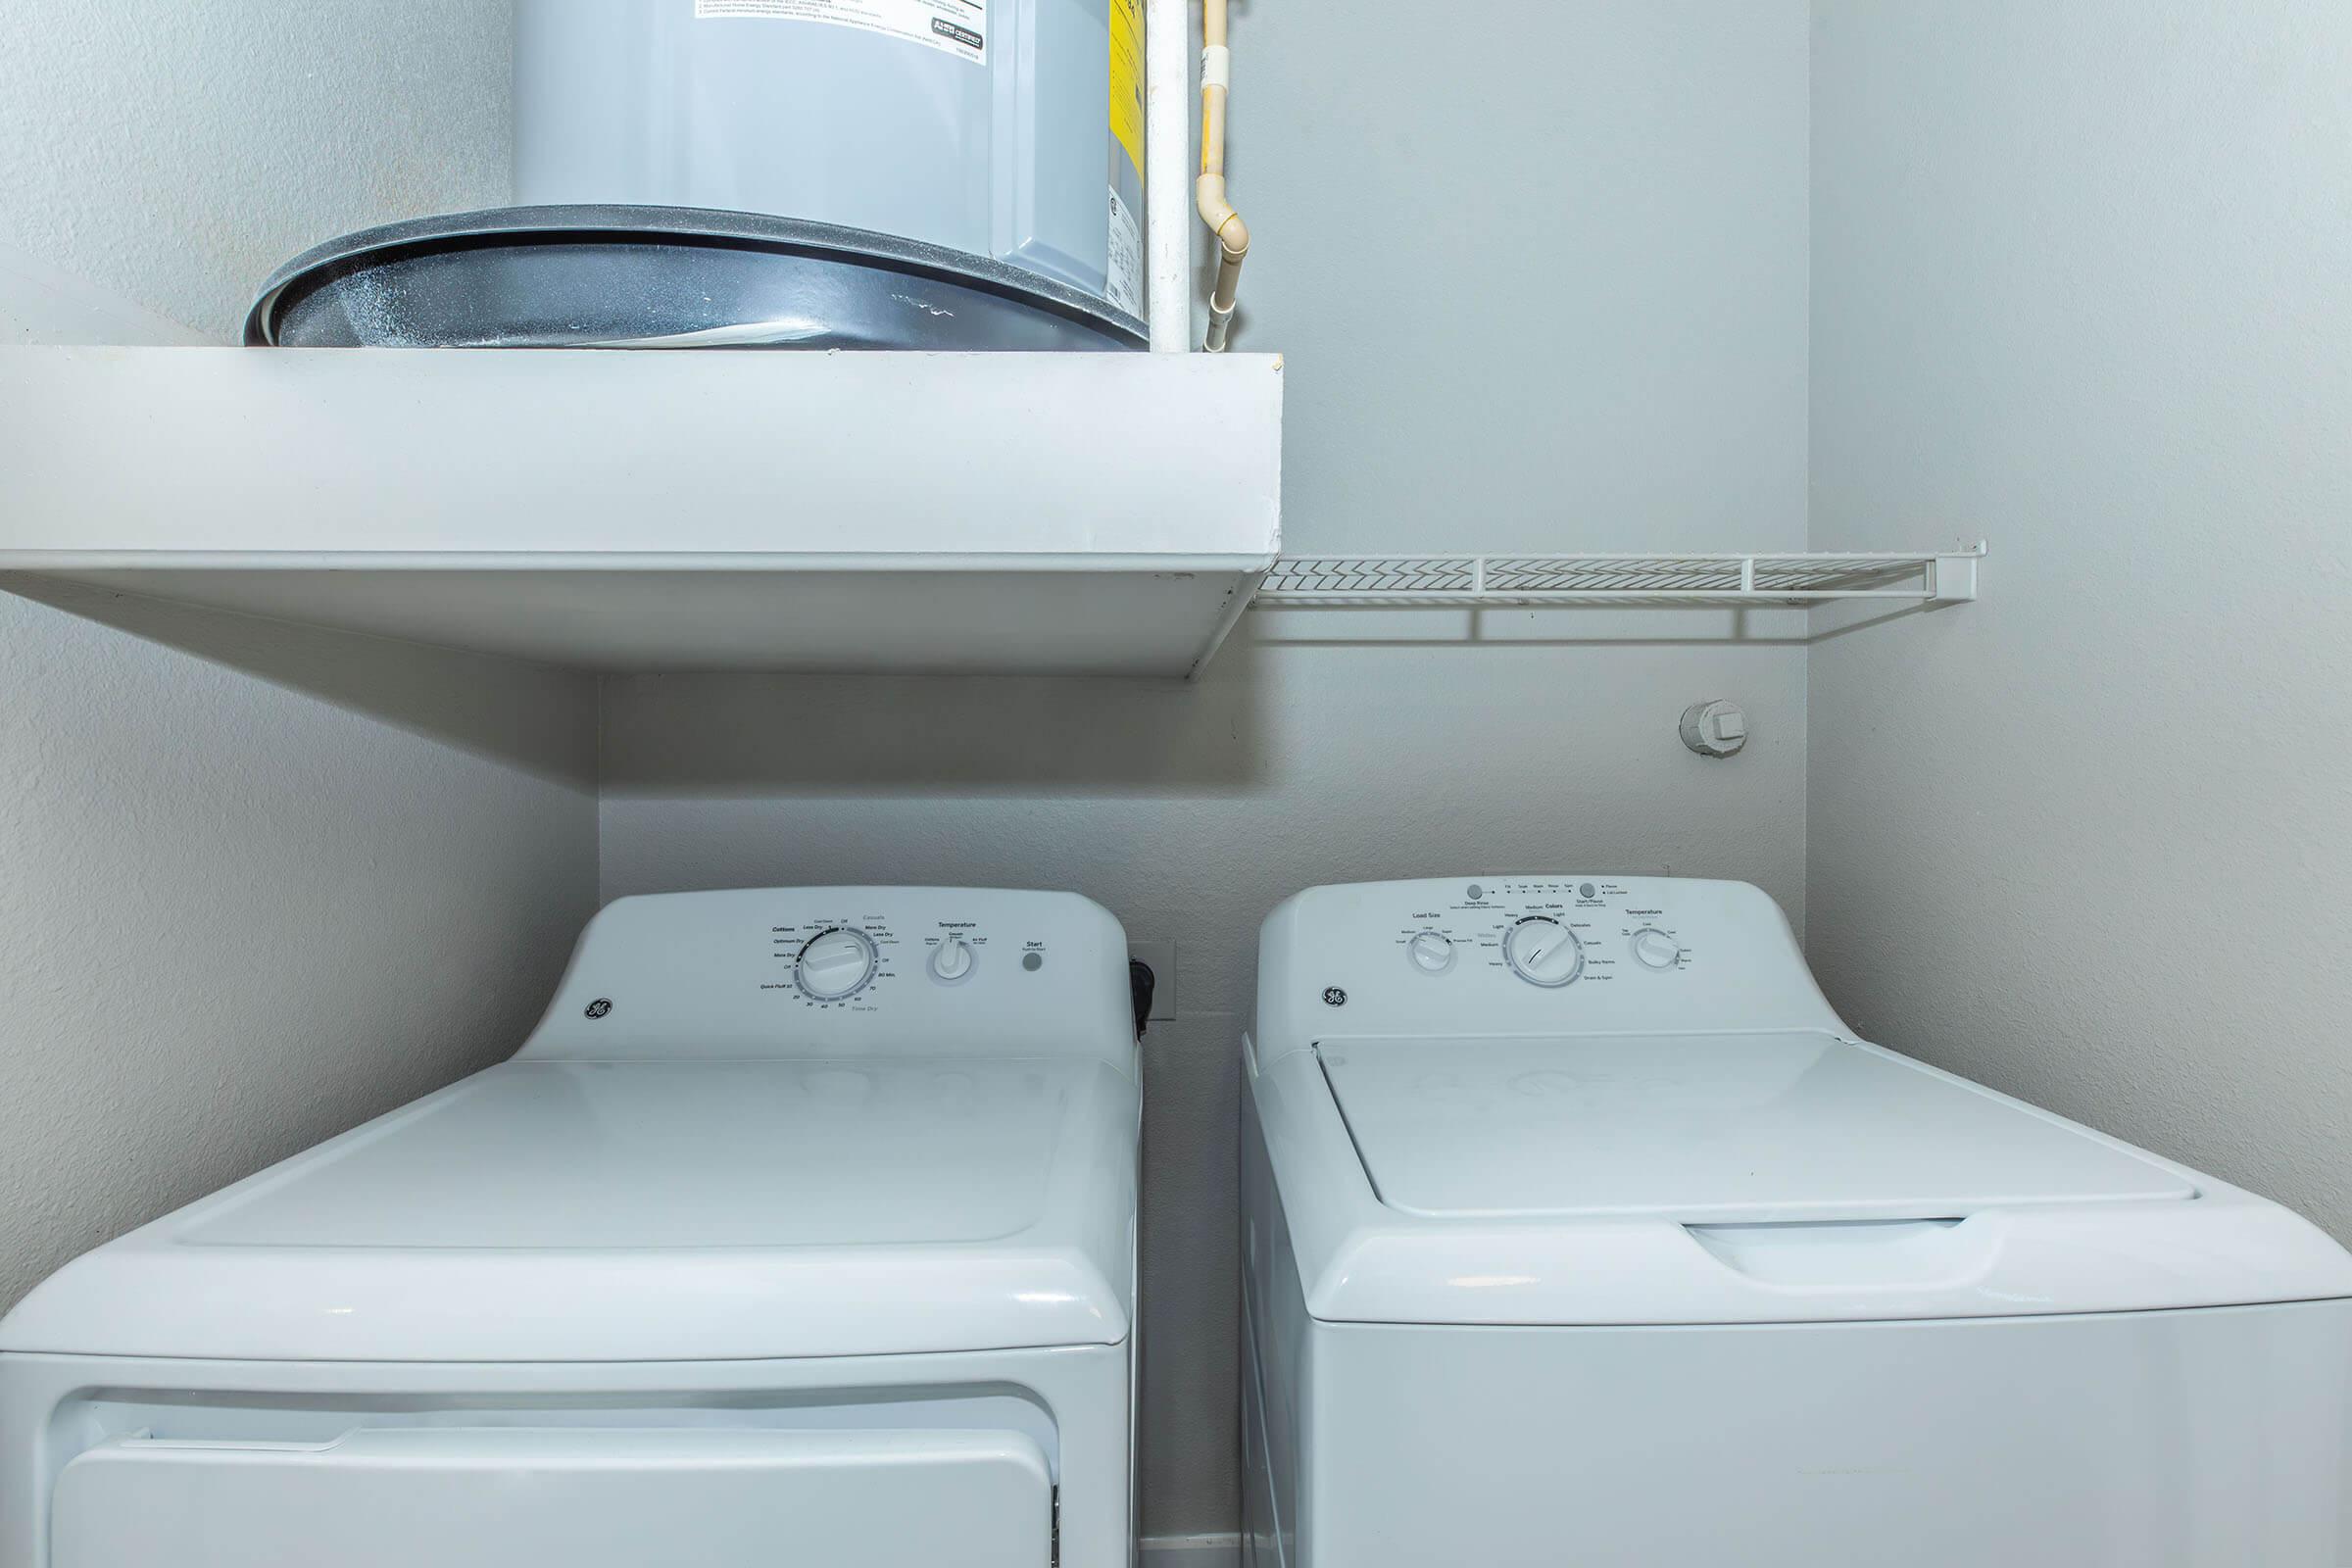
1253 549 1983 608
0 346 1975 676
0 348 1284 678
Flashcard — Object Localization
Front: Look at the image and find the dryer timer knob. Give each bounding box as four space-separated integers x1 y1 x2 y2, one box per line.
797 927 880 1001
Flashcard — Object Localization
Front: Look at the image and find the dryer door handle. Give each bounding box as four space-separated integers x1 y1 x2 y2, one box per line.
53 1427 1054 1568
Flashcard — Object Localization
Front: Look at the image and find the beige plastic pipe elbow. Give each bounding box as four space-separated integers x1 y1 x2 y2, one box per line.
1198 0 1250 352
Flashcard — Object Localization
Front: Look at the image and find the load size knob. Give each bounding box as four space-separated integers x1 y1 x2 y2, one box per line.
796 927 880 1001
1503 917 1585 989
1406 931 1457 975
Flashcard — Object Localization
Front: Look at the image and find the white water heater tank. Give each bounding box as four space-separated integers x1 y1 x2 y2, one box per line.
248 0 1147 351
517 0 1146 320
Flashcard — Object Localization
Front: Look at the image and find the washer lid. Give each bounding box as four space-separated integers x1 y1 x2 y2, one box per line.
0 1058 1138 1363
1317 1034 2194 1224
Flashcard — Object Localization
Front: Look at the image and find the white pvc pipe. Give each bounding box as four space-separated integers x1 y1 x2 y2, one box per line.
1144 0 1193 352
1196 0 1249 353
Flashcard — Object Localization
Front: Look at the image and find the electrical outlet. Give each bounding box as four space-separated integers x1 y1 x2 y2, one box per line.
1128 941 1177 1021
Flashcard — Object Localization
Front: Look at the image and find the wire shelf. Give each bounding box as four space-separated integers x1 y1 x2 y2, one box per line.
1252 548 1983 608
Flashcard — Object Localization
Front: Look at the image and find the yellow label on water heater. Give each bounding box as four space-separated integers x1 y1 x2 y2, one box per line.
1109 0 1145 180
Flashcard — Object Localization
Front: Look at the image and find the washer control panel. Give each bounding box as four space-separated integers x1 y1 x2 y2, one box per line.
1259 876 1842 1057
521 887 1134 1067
1384 878 1692 991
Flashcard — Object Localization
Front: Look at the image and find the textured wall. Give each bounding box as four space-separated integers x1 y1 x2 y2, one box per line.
0 583 599 1310
0 0 512 340
1808 3 2352 1235
0 0 594 1311
600 0 1816 1537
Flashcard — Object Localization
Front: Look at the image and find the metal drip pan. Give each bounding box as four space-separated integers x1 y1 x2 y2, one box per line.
246 206 1148 353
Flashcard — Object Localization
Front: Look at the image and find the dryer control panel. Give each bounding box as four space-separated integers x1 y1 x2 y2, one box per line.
1255 877 1847 1062
518 888 1134 1071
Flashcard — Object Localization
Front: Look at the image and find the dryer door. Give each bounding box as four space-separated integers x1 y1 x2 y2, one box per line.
53 1427 1054 1567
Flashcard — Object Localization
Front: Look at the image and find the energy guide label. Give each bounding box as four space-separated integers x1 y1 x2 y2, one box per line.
1106 186 1145 318
695 0 989 64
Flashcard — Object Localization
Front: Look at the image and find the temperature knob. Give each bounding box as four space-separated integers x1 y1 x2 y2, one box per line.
929 935 976 983
1502 916 1585 989
1631 928 1684 970
1405 930 1456 975
796 927 879 1001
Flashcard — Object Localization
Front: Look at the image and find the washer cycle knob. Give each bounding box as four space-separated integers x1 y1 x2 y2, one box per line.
929 935 976 983
1406 931 1456 974
1631 928 1684 970
1503 917 1585 989
796 927 879 1001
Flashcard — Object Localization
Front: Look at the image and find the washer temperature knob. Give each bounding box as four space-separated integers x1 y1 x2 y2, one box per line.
1503 917 1585 989
1631 928 1684 970
796 927 880 1001
1405 931 1456 974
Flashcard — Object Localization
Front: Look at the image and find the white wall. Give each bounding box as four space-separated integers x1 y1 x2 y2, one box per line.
1808 3 2352 1236
0 585 599 1310
0 0 512 340
0 0 597 1311
600 0 1816 1536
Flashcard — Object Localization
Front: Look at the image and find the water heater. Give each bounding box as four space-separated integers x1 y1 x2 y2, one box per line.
248 0 1149 352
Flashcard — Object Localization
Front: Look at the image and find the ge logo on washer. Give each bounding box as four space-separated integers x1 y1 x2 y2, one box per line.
1322 987 1348 1007
584 999 613 1019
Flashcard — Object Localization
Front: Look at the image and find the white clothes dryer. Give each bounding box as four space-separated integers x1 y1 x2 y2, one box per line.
2 888 1140 1568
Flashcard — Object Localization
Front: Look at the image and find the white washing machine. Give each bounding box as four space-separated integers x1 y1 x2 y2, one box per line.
1241 877 2352 1568
1 888 1139 1568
